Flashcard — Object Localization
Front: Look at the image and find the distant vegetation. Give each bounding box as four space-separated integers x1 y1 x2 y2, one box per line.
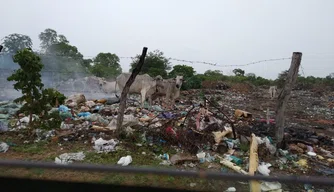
1 28 334 90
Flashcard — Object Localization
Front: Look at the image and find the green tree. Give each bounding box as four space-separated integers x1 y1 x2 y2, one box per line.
40 42 87 80
82 58 93 69
275 70 288 88
39 31 88 80
47 42 83 60
130 50 171 78
169 65 196 79
183 74 204 90
203 70 224 80
246 73 256 78
7 48 44 125
1 33 32 53
233 68 245 76
326 73 334 79
39 28 68 51
90 53 122 78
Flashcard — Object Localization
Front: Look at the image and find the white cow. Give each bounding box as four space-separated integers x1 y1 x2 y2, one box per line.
269 86 277 99
114 73 163 107
98 79 120 94
154 75 185 107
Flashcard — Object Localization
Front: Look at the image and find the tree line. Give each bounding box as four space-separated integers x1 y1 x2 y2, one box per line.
1 28 334 90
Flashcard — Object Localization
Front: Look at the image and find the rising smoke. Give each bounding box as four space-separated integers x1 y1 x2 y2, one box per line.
0 52 114 101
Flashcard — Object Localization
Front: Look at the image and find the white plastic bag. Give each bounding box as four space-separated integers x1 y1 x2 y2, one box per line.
264 137 276 154
55 152 85 165
117 155 132 166
258 162 272 176
261 182 282 191
93 138 118 153
0 142 9 153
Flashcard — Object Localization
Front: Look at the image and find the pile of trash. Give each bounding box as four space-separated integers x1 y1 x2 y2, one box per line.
1 89 333 191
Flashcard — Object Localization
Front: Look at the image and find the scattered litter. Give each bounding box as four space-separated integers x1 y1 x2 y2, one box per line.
264 137 276 155
58 105 70 112
307 151 317 157
225 187 236 192
160 160 172 166
93 138 118 153
261 182 282 192
0 142 9 153
220 159 248 175
0 81 333 190
196 152 206 163
258 162 272 176
117 155 132 166
0 121 8 132
189 183 197 188
159 153 170 160
296 159 308 168
304 184 314 192
54 152 85 165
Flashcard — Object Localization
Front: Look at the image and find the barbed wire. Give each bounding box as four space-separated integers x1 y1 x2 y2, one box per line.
168 57 292 67
1 51 333 75
300 65 306 77
1 51 292 69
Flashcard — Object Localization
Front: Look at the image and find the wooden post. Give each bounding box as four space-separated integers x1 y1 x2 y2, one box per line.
266 108 270 125
116 47 148 133
275 52 302 148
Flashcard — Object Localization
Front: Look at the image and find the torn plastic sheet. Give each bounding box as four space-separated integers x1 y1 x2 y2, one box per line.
258 162 272 176
54 152 85 165
93 138 118 153
261 181 282 192
0 121 8 132
0 142 9 153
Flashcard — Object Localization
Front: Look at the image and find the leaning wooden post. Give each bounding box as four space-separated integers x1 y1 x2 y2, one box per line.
116 47 148 134
266 108 270 125
275 52 302 148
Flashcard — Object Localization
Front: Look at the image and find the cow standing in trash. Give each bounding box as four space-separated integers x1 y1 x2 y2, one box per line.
269 86 277 100
154 76 185 108
109 73 163 107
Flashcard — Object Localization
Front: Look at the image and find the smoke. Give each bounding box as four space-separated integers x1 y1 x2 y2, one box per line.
0 52 114 101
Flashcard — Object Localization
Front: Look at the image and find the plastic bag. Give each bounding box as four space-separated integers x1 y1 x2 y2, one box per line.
117 155 132 166
93 138 118 153
0 142 9 153
55 152 85 165
258 162 272 176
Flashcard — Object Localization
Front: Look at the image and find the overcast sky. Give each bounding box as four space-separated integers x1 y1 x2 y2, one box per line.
1 0 334 79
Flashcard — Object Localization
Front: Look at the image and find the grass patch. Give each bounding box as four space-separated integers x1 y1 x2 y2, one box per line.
30 168 45 175
84 148 162 166
11 141 49 154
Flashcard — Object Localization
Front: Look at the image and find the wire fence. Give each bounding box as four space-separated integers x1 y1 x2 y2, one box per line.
0 53 294 95
1 51 292 68
0 52 333 188
0 159 333 186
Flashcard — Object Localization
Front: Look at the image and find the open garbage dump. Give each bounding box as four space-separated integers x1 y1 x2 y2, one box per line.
0 87 333 192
